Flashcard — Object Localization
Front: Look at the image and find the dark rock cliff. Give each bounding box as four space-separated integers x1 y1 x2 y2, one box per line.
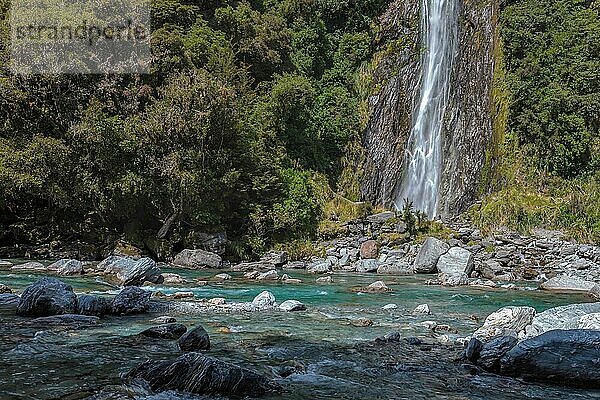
361 0 498 217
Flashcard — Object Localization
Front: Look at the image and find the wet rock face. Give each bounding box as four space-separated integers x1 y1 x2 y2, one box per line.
127 352 279 397
16 278 78 317
361 0 497 217
500 330 600 387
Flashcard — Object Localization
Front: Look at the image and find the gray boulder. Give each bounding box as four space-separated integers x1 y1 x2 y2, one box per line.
377 260 413 275
127 352 279 396
141 323 187 339
76 295 112 316
100 256 163 286
540 275 596 293
178 325 210 351
111 287 150 315
473 306 536 341
279 300 306 312
414 237 449 273
16 278 78 317
173 249 222 269
260 251 288 267
355 259 380 273
307 262 330 274
48 259 83 276
252 291 276 308
524 302 600 339
437 247 474 276
500 329 600 387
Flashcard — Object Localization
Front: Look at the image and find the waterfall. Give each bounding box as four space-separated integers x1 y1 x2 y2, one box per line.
395 0 458 218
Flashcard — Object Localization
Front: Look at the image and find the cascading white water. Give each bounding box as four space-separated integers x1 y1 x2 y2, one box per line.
396 0 458 218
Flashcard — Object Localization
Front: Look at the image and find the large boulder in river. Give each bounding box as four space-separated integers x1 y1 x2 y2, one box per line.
16 278 78 317
523 302 600 339
436 247 474 276
48 259 83 276
414 237 449 273
540 275 596 293
473 306 536 341
111 287 150 315
127 352 279 397
500 329 600 387
173 249 222 269
178 325 210 351
99 256 163 286
76 295 112 316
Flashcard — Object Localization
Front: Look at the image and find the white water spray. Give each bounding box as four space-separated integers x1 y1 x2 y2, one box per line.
396 0 458 218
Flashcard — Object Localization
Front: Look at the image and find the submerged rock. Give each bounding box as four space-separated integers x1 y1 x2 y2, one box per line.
16 278 78 317
316 276 333 284
279 300 306 312
414 237 449 273
141 323 187 339
77 295 112 316
177 325 210 351
29 314 100 326
364 281 391 293
48 259 83 276
0 284 12 294
127 352 279 397
111 287 150 315
173 249 222 269
500 329 600 386
473 306 536 341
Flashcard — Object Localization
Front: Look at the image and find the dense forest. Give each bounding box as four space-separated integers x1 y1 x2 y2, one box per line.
0 0 599 258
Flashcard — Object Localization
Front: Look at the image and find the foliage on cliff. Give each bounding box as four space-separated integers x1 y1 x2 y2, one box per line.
0 0 392 258
471 0 600 243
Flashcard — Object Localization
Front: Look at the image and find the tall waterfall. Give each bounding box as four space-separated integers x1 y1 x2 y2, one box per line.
395 0 458 218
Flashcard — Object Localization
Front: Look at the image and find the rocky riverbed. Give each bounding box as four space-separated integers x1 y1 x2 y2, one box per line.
2 214 600 398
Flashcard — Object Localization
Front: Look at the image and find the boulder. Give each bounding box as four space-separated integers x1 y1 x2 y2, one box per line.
360 240 379 259
260 251 288 267
413 304 430 315
524 302 600 339
48 259 83 275
382 303 397 310
438 273 469 286
364 281 391 293
257 270 278 280
473 306 536 341
141 323 187 339
377 260 413 275
232 261 275 272
16 278 78 317
127 352 279 397
316 276 332 284
500 329 600 386
578 313 600 330
283 261 307 270
279 300 306 312
307 262 330 274
118 257 163 286
76 295 112 316
591 284 600 299
540 275 596 293
111 287 150 315
151 316 177 324
162 273 186 284
11 261 46 271
252 291 276 308
0 293 20 310
178 325 210 351
477 336 517 371
355 259 380 273
413 237 449 273
173 249 222 269
0 284 11 294
214 273 232 281
464 337 484 362
437 247 474 276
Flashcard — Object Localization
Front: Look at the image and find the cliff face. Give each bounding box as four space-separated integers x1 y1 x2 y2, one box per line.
361 0 498 217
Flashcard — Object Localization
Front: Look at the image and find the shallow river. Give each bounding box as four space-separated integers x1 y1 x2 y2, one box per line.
1 265 599 399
